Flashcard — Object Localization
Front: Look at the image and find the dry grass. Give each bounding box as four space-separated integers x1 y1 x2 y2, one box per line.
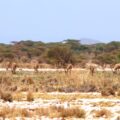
0 106 85 119
0 69 119 119
0 107 32 119
94 109 112 118
59 107 85 118
12 92 25 101
0 70 119 99
27 91 34 101
21 77 34 84
101 87 115 96
1 92 104 102
0 106 11 119
0 90 13 102
92 101 115 107
36 106 85 118
34 92 102 101
117 89 120 96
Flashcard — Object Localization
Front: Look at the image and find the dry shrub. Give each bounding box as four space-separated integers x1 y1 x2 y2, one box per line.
101 87 115 96
60 107 85 118
36 106 85 118
117 89 120 96
12 92 24 101
0 106 10 118
27 91 34 101
0 75 12 86
21 77 34 84
36 108 49 116
112 82 120 91
0 107 32 118
20 109 31 117
39 63 52 68
18 85 29 92
97 102 114 107
10 85 17 92
94 109 111 118
0 91 13 102
116 116 120 120
79 81 97 92
40 106 85 118
35 87 39 92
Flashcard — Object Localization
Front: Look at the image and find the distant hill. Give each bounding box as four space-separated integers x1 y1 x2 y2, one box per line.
80 38 102 45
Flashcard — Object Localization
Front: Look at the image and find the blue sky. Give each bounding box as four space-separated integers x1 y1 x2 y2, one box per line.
0 0 120 43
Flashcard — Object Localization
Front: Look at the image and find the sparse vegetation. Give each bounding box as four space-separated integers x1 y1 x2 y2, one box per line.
0 91 13 102
101 87 115 96
27 91 34 101
117 89 120 96
0 63 119 119
0 70 119 94
92 101 115 107
36 106 85 118
0 107 32 118
0 106 85 119
94 109 112 118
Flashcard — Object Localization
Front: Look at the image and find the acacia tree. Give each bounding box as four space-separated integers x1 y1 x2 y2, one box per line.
47 45 75 67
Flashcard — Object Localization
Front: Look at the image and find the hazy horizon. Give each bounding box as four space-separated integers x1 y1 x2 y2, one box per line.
0 0 120 44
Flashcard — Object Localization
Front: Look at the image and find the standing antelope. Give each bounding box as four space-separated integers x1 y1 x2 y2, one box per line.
86 62 99 76
113 63 120 74
64 63 73 74
33 63 39 73
11 62 18 74
6 61 12 71
31 60 39 73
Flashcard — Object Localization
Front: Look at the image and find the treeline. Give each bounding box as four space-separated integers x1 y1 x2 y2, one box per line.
0 39 120 66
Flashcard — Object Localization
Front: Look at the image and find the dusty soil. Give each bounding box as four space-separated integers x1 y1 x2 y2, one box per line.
0 92 119 120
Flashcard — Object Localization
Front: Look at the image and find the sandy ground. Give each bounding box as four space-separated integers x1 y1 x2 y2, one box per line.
0 93 120 120
0 68 113 72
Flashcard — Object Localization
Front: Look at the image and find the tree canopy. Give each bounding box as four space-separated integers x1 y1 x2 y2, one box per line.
0 40 120 65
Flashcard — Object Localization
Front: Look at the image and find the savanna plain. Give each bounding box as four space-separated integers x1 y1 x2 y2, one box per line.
0 67 119 120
